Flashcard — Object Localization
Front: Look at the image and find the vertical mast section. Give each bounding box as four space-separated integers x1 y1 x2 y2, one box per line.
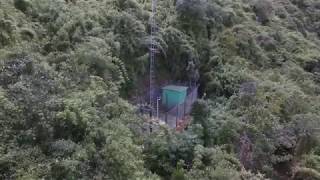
149 0 158 115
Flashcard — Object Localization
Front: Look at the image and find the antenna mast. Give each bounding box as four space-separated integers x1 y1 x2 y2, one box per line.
149 0 158 114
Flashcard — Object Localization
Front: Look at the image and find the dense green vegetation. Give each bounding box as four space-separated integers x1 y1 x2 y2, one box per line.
1 0 320 179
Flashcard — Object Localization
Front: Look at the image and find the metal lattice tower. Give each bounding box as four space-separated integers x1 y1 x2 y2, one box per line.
149 0 158 114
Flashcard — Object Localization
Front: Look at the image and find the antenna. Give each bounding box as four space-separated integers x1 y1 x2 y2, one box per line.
149 0 158 115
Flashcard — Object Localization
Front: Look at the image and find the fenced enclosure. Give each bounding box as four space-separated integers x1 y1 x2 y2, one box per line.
139 84 198 130
160 86 198 128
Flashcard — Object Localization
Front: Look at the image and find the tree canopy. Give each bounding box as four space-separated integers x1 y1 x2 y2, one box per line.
1 0 320 179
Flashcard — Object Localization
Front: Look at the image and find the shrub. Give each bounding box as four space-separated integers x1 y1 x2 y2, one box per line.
302 154 320 172
14 0 30 12
253 0 274 25
19 28 36 40
293 167 320 180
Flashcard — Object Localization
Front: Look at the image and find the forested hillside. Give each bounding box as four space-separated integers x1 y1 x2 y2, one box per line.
1 0 320 179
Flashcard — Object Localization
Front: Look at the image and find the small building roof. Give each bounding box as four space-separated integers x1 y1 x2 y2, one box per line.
162 85 188 92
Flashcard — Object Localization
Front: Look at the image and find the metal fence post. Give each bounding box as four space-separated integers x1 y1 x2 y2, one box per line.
176 106 179 128
184 101 186 117
165 93 168 124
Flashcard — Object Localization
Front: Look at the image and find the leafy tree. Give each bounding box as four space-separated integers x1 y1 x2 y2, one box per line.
253 0 274 25
1 0 320 179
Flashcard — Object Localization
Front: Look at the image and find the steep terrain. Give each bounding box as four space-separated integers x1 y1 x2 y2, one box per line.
0 0 320 179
